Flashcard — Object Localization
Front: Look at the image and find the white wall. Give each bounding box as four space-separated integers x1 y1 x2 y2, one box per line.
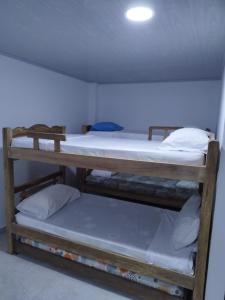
96 81 221 132
206 67 225 300
87 83 98 124
0 54 89 228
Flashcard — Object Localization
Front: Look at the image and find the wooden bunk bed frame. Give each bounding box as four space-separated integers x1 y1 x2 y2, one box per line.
3 124 219 300
78 125 197 209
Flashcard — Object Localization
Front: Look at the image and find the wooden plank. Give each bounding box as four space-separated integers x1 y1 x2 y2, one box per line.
15 242 181 300
14 171 63 194
27 132 66 141
84 185 185 209
192 140 219 300
12 124 66 137
33 137 39 150
9 148 206 182
81 124 92 134
12 223 194 290
59 166 66 184
149 126 182 140
3 128 15 254
76 168 86 192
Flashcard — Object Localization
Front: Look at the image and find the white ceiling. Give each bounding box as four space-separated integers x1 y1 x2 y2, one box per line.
0 0 225 83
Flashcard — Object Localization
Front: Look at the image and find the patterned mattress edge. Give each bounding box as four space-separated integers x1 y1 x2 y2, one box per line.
86 173 199 201
18 236 184 298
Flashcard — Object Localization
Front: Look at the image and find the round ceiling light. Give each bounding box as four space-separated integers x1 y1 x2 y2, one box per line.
125 6 154 22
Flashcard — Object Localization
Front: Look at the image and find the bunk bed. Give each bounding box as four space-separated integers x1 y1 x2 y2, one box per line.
78 125 199 209
3 124 219 300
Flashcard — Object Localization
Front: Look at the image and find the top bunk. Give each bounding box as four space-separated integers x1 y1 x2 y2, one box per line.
3 124 219 183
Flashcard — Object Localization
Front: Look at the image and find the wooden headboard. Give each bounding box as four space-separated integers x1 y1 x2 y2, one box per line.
148 126 182 140
12 124 66 138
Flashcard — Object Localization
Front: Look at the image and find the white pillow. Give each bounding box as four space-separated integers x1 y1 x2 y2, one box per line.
17 184 80 220
159 128 209 153
91 169 114 178
172 194 201 250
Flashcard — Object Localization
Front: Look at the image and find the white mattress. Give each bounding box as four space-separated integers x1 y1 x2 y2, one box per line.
86 130 152 140
12 134 204 166
16 193 195 275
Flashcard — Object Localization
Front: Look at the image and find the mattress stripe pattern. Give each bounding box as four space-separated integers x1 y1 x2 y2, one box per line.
19 236 184 298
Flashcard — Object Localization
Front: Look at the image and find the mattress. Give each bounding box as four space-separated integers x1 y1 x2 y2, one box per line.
86 130 151 140
16 193 195 275
87 171 199 201
19 236 184 298
12 134 204 166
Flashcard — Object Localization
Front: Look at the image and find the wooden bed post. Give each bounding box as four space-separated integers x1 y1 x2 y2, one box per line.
193 140 219 300
3 128 15 254
76 168 86 192
59 166 66 184
77 125 92 191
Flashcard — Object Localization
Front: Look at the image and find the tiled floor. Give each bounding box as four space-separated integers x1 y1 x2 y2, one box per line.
0 230 132 300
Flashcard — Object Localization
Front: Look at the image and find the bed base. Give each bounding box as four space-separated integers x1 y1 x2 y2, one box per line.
3 124 219 300
15 241 185 300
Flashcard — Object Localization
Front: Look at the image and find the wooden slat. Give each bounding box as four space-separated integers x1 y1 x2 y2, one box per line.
192 140 219 300
12 124 66 138
33 137 39 150
58 166 66 184
27 132 66 152
12 223 194 290
15 242 181 300
81 124 92 134
14 171 63 194
148 126 182 140
27 132 66 141
9 148 206 182
76 168 87 192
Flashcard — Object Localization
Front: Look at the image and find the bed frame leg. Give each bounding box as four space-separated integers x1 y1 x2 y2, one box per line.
192 140 219 300
59 166 66 184
76 168 86 192
3 128 15 254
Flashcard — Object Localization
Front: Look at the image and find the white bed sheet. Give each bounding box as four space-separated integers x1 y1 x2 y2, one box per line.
16 193 195 275
86 130 151 140
12 134 204 166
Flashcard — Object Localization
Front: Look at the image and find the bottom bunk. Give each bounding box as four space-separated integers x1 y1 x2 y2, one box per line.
14 189 199 299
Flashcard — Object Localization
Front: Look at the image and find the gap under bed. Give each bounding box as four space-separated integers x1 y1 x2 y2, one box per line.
16 193 196 298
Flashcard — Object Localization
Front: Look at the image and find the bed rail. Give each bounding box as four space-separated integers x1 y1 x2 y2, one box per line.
8 147 207 182
27 131 66 152
14 171 65 200
81 124 92 134
148 126 182 140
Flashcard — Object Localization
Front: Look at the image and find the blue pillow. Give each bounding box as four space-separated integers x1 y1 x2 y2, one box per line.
91 122 124 132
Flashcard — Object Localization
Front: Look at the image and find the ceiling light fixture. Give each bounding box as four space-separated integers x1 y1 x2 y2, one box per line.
125 6 154 22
